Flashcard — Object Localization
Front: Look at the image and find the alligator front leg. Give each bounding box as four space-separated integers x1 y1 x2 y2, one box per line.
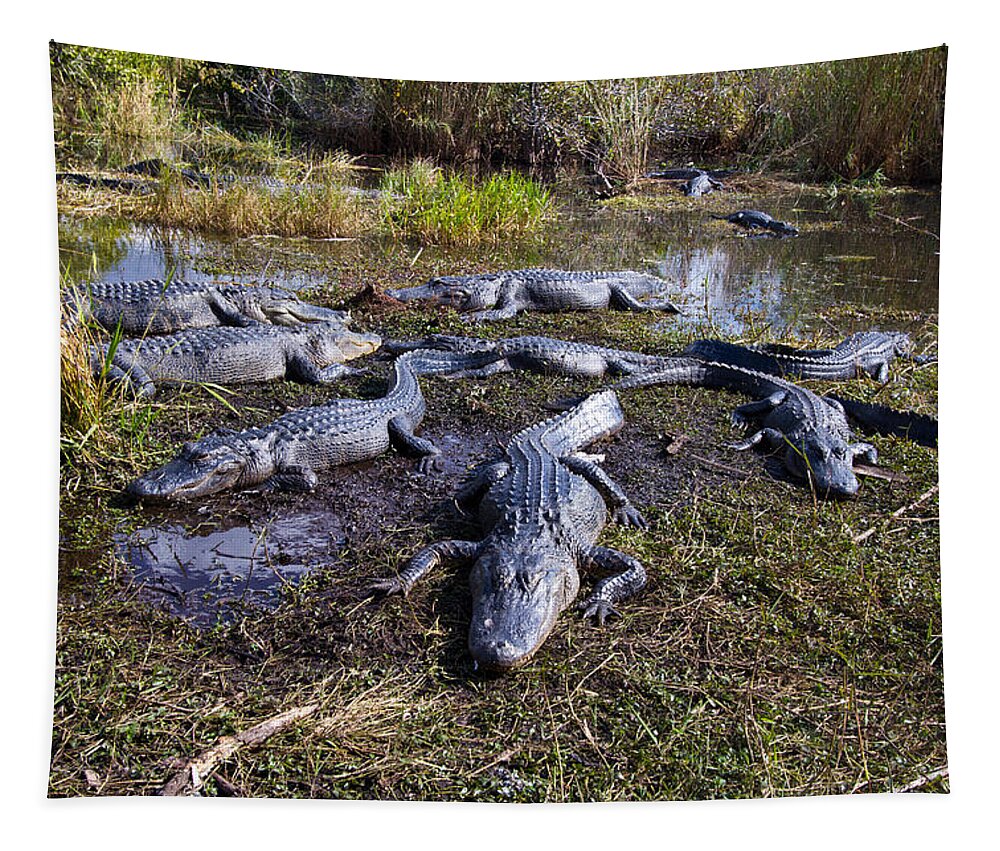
561 455 647 529
371 539 481 597
577 545 647 625
609 285 681 314
441 359 514 380
388 416 441 472
264 464 319 492
850 441 879 465
454 461 510 514
463 282 522 322
289 355 366 384
728 426 786 452
207 292 253 327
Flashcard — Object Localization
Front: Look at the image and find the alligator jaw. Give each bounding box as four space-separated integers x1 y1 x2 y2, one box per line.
336 330 382 360
126 440 249 502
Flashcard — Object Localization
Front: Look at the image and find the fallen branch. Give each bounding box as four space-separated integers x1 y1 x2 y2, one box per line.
874 211 939 241
159 703 320 796
852 485 939 544
897 765 949 793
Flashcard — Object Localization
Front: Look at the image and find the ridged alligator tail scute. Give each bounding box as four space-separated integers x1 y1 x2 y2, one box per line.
371 389 647 673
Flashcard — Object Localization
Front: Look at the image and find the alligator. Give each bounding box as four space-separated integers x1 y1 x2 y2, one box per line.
371 389 648 673
825 395 938 449
683 331 921 383
643 167 733 196
684 170 725 197
382 334 667 380
712 210 799 237
56 172 156 194
70 279 349 336
126 349 498 501
387 269 682 322
94 321 381 397
610 358 878 497
386 335 877 496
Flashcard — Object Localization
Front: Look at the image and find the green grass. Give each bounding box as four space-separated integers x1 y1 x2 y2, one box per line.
379 159 552 245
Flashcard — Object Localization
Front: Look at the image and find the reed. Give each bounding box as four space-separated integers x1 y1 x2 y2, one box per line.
379 160 551 245
142 165 371 238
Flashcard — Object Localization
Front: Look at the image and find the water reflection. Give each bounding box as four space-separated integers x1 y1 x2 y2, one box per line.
116 509 346 626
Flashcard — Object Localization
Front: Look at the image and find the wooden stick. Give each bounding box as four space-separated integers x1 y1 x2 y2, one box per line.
897 766 949 793
160 703 320 796
852 485 939 544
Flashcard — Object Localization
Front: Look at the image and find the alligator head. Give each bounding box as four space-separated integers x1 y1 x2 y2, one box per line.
305 322 381 363
127 433 254 501
467 542 580 673
233 287 349 326
387 277 503 313
782 433 860 497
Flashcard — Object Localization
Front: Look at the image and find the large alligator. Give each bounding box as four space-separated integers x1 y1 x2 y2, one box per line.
387 269 682 322
94 321 381 397
613 358 877 497
712 210 799 238
371 390 648 673
70 279 348 336
382 334 666 379
826 395 938 449
684 331 922 383
126 349 496 501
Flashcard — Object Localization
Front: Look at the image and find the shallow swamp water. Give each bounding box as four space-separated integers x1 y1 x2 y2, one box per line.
53 179 943 800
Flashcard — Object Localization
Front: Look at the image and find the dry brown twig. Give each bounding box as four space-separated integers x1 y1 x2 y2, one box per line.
159 703 320 796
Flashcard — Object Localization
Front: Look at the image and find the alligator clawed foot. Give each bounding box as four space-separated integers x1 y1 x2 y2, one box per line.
368 578 407 599
578 599 617 626
416 455 444 475
614 506 648 530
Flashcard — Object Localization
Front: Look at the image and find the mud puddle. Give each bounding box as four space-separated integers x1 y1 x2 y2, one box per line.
116 508 347 626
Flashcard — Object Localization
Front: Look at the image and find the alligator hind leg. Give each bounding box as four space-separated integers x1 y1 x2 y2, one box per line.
610 285 681 314
388 416 442 472
102 361 157 398
371 539 481 597
731 392 786 428
577 546 648 625
265 464 319 492
561 455 647 529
